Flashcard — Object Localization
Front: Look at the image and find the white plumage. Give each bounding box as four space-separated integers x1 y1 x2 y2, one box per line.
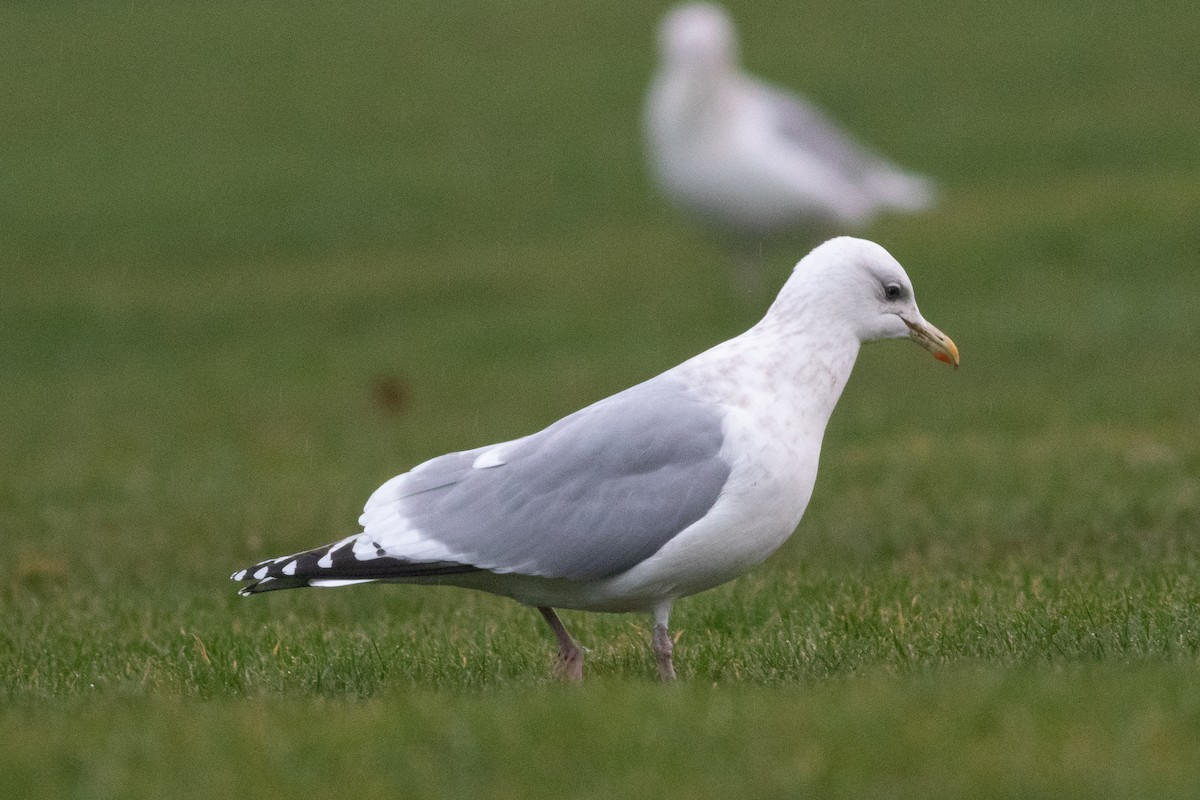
645 3 936 242
232 237 959 681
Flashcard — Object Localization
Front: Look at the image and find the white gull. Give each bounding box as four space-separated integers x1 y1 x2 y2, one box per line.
231 237 959 681
645 3 936 243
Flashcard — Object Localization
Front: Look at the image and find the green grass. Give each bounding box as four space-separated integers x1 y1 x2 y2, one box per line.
4 0 1200 797
8 668 1200 799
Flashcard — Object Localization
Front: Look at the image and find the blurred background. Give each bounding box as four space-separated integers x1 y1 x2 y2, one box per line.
5 0 1196 572
3 0 1200 794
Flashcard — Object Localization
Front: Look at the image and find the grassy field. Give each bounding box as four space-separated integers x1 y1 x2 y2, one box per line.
3 0 1200 797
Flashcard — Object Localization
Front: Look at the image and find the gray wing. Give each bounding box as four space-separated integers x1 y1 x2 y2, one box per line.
760 83 892 180
358 377 732 581
759 82 935 212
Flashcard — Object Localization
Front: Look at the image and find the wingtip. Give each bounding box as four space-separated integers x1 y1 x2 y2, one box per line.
871 172 938 213
236 575 277 595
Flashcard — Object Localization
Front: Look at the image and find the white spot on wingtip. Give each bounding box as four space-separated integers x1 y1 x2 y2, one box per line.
317 535 357 569
309 578 375 588
253 566 269 580
231 569 247 581
282 560 298 576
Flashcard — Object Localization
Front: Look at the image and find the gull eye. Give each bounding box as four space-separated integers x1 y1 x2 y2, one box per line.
884 282 903 301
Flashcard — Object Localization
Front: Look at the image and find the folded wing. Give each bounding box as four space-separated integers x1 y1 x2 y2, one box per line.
232 379 731 593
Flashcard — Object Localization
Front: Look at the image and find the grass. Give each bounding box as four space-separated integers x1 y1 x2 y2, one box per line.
8 668 1200 799
3 0 1200 797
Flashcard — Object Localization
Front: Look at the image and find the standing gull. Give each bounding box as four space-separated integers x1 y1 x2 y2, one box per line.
231 237 959 681
645 4 935 261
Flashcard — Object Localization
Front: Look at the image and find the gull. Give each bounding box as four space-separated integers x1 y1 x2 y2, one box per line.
231 237 959 681
645 4 936 254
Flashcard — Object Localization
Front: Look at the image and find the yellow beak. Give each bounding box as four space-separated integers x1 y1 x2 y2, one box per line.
903 317 960 369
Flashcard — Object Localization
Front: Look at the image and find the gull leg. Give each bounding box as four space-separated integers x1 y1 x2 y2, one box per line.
538 606 584 683
652 600 677 682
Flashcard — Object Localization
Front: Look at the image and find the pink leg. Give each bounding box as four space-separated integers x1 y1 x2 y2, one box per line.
652 601 677 681
652 624 677 681
538 607 584 683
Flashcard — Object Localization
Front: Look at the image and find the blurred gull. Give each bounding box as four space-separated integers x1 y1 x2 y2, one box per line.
645 4 935 267
232 237 958 681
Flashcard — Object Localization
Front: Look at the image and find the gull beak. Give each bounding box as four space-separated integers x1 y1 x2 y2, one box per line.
903 317 960 369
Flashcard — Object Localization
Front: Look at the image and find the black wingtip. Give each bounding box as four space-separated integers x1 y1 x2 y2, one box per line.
231 540 483 597
236 575 312 595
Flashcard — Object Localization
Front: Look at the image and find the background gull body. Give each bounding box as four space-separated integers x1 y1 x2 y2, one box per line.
645 4 936 256
232 237 958 681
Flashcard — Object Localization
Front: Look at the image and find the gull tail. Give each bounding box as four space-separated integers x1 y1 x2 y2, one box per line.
230 535 480 596
866 169 937 213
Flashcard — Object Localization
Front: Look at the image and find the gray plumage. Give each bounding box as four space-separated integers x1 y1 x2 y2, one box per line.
234 378 730 591
230 236 960 682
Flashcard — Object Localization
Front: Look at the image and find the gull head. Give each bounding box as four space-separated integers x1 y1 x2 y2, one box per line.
659 3 738 73
768 237 960 368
